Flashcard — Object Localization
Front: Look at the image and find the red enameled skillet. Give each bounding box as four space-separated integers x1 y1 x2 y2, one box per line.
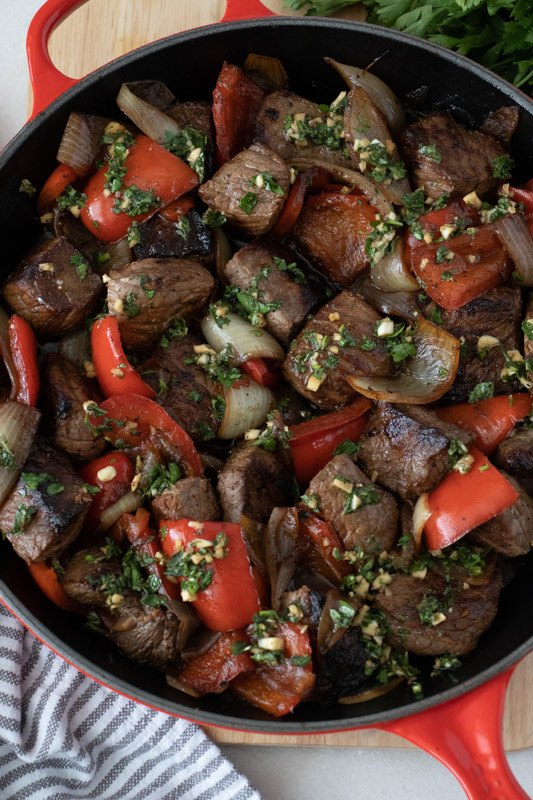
0 1 531 797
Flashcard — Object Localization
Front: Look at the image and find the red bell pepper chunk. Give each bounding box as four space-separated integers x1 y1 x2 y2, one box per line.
231 622 315 717
121 507 180 601
92 394 203 477
289 398 372 485
410 226 510 311
160 519 261 631
7 314 40 407
212 62 266 166
438 394 533 455
81 135 199 243
159 195 195 222
299 513 349 584
271 167 330 237
78 450 135 530
178 630 254 695
424 447 520 550
241 357 279 388
37 164 79 215
510 185 533 238
91 315 156 399
407 201 479 248
27 562 81 613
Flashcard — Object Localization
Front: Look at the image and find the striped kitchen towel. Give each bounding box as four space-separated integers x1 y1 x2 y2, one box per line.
0 604 261 800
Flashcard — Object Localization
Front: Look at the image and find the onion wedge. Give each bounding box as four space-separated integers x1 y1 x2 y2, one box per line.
57 112 110 177
0 401 41 507
98 490 142 532
264 507 302 610
217 378 273 440
117 83 181 145
201 312 285 364
491 213 533 287
370 236 419 292
351 273 419 321
325 58 406 135
346 316 460 404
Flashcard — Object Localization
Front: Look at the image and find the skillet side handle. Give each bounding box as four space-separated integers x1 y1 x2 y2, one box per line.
26 0 86 119
378 666 530 800
222 0 277 21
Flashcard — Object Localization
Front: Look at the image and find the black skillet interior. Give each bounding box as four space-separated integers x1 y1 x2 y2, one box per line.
0 18 532 733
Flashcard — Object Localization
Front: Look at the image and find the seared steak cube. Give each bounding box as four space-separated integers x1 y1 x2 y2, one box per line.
133 211 213 263
151 476 220 524
61 547 123 607
0 439 91 563
223 240 320 344
400 112 507 200
495 428 533 475
3 237 102 338
40 353 105 461
469 474 533 556
198 143 290 236
166 100 215 177
307 454 398 554
358 403 472 502
283 291 392 410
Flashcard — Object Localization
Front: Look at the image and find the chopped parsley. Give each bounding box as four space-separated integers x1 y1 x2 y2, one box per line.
273 256 306 284
383 323 417 364
239 192 258 214
401 188 426 226
251 416 292 452
418 143 441 163
330 600 356 632
113 185 160 217
165 532 228 602
0 436 15 470
250 172 285 196
192 344 241 387
175 215 191 240
57 186 87 212
11 504 37 536
521 320 533 340
189 389 203 403
284 101 346 152
435 246 451 265
211 395 226 421
468 381 494 402
19 179 36 197
22 472 64 495
353 138 406 184
193 422 216 441
202 208 227 228
441 270 454 281
447 437 469 468
127 221 141 248
160 318 188 348
334 476 380 514
80 482 101 496
102 128 135 193
491 154 514 179
333 439 360 456
139 275 155 299
163 127 208 181
364 212 403 266
142 462 181 498
418 593 447 627
70 253 90 281
123 293 140 319
431 654 462 678
224 267 281 327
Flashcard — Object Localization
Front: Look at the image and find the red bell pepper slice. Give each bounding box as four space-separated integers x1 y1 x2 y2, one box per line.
241 357 279 388
7 315 40 407
90 394 203 477
78 450 135 530
410 226 510 311
299 513 349 584
159 195 195 222
27 562 81 613
81 135 199 243
160 519 261 631
178 630 254 695
407 201 479 249
121 507 180 601
37 164 79 215
438 394 533 455
91 315 156 399
271 167 331 237
424 447 520 550
289 398 372 485
231 622 315 717
510 184 533 238
212 62 266 165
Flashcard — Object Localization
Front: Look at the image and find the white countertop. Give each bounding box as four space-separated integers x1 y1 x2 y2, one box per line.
1 3 532 799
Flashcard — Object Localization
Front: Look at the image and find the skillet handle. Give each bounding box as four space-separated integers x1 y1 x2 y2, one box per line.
377 665 530 800
27 0 278 119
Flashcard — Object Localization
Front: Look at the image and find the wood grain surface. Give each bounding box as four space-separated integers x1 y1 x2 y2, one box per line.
45 0 532 751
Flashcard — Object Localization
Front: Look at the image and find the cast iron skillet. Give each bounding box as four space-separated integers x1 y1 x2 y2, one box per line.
0 1 531 796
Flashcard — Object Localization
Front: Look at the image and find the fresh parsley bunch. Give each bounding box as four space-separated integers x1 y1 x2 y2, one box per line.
285 0 533 91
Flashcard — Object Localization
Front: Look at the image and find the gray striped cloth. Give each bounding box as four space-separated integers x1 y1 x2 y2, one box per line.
0 604 261 800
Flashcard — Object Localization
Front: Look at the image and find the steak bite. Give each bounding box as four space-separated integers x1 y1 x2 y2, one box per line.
151 476 220 524
358 403 472 503
3 237 102 338
223 240 320 344
283 291 392 410
107 258 214 349
469 474 533 556
166 100 215 177
376 567 503 656
307 455 399 554
0 439 91 563
433 286 522 402
40 353 105 461
198 143 290 236
217 443 295 523
400 111 507 200
495 428 533 475
60 547 123 607
255 90 348 166
133 211 213 262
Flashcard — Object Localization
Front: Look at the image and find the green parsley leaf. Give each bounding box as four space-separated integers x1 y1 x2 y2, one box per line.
521 319 533 340
239 192 258 214
19 179 36 197
0 436 16 470
418 143 442 163
202 208 227 228
468 381 495 402
70 253 90 281
491 154 515 179
333 439 360 456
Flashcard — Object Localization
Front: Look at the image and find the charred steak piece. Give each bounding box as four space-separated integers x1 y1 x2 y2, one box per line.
133 211 213 263
223 240 320 344
308 454 398 554
40 353 105 461
3 237 102 338
166 100 215 177
495 428 533 475
107 258 214 349
140 337 222 443
255 90 349 167
469 473 533 556
0 439 91 563
60 546 123 607
400 111 507 200
218 443 295 523
198 143 290 236
479 106 520 146
434 285 522 402
524 294 533 363
151 476 220 524
283 291 392 410
376 567 502 656
358 403 472 503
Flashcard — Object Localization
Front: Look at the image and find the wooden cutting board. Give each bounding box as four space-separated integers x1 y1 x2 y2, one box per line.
45 0 533 751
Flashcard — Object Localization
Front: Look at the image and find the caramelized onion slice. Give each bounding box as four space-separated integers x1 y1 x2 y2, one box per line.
338 676 404 704
370 237 419 292
491 213 533 287
98 490 142 532
412 493 431 549
346 316 460 404
57 112 110 177
217 379 273 440
243 53 289 90
117 83 180 145
264 507 302 610
351 273 419 321
0 401 41 507
201 312 285 364
325 57 406 135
